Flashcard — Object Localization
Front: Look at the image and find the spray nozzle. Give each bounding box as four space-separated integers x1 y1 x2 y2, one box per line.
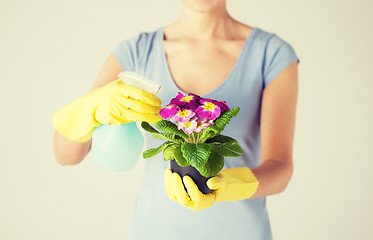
118 71 163 94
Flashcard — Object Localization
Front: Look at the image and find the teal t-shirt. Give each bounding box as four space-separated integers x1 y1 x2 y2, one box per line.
113 26 299 240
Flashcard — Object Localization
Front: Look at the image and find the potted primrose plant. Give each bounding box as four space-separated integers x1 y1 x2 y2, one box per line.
141 92 243 194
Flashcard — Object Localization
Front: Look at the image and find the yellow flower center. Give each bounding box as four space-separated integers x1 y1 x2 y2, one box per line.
178 110 189 117
203 102 215 111
181 96 193 102
183 122 192 128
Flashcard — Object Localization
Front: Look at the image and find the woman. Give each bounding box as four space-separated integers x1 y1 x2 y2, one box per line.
53 0 299 239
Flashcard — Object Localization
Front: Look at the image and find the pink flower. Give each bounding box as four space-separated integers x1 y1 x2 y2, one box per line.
195 99 221 120
201 99 230 112
194 118 214 133
214 100 230 112
171 109 195 123
177 119 197 135
160 104 180 119
170 92 200 110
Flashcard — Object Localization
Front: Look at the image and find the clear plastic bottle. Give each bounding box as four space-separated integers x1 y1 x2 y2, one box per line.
91 72 162 171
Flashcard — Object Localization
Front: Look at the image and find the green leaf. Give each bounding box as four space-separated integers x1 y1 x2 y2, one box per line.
150 132 182 143
141 121 159 134
199 126 220 143
173 146 189 167
199 108 240 143
205 126 220 135
181 142 212 168
212 143 244 157
196 150 224 178
155 120 189 139
151 132 175 140
142 141 173 158
163 143 180 161
205 134 238 144
163 144 189 166
214 107 240 131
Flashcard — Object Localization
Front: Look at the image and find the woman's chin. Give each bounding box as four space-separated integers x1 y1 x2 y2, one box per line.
182 0 226 13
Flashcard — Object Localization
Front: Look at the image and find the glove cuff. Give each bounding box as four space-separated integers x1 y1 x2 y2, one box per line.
214 167 259 202
52 95 100 142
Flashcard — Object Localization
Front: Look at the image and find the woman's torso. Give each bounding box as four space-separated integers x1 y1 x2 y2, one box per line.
112 24 299 239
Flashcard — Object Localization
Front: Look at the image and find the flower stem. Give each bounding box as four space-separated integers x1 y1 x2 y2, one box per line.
191 133 196 143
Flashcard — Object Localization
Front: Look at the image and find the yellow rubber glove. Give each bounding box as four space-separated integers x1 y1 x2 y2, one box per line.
207 167 259 202
164 169 216 211
52 79 162 142
164 167 259 211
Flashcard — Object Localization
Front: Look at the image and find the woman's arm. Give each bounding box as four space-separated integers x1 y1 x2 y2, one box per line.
53 53 122 165
251 60 299 198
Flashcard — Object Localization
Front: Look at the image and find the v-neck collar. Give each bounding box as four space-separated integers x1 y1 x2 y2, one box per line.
157 27 258 98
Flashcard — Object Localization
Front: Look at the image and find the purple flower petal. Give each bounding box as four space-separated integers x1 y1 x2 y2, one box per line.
176 92 186 100
183 101 199 111
195 106 211 119
199 98 214 104
213 100 230 111
195 101 221 120
171 92 201 109
210 106 221 120
160 104 180 119
188 93 201 101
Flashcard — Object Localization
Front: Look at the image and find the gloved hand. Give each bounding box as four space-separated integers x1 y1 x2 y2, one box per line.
165 169 216 211
52 79 162 142
164 167 259 211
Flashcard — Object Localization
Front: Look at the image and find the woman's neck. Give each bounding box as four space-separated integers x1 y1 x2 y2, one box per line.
167 5 238 41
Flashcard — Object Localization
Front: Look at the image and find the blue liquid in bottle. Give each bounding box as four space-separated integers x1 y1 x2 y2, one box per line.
92 122 144 171
91 72 162 171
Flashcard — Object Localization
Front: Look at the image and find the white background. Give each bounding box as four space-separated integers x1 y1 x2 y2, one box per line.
1 0 372 239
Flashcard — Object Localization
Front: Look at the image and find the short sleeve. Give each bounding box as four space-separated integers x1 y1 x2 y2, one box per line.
112 35 140 72
263 34 300 87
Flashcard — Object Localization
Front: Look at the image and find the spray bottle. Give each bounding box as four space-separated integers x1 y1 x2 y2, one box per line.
91 71 163 171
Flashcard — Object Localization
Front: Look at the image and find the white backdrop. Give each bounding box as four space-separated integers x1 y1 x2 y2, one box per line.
1 0 372 239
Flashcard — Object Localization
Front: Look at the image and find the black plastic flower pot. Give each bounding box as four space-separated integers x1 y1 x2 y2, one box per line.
170 160 212 195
